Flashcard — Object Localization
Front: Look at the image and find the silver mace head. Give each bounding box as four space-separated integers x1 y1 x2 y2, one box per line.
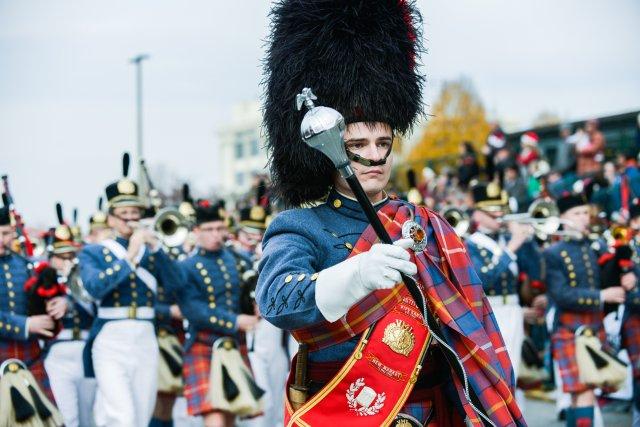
296 88 353 178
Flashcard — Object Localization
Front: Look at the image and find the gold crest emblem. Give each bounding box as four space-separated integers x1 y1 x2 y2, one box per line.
55 226 71 241
117 179 136 195
382 320 415 357
250 206 265 221
486 181 501 198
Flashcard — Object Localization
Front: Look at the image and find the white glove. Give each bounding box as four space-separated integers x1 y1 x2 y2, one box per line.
315 238 417 322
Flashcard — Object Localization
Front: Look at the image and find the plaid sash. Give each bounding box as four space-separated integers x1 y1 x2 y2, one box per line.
292 200 525 426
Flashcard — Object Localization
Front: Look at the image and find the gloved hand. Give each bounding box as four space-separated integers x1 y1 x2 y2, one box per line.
315 238 417 322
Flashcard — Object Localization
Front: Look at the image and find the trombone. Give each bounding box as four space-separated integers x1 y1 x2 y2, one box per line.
498 199 580 240
499 199 559 240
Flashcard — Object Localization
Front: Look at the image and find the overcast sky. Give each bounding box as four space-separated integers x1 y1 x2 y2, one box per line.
1 0 639 227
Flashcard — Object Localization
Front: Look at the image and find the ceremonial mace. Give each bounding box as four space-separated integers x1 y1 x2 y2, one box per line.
296 88 494 425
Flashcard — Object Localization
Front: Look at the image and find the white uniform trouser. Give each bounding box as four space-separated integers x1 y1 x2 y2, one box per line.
487 296 524 378
487 296 526 416
92 319 158 427
239 320 289 427
44 341 97 427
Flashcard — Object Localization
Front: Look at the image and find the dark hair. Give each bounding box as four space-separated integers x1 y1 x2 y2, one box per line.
462 141 476 155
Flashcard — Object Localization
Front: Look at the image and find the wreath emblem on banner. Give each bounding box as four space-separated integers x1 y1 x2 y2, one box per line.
346 378 386 416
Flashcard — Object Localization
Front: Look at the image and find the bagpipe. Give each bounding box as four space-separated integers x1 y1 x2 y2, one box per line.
23 262 66 338
598 225 635 316
240 268 258 316
0 359 63 427
2 175 34 257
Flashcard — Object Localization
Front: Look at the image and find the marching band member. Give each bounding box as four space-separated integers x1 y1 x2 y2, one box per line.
178 200 260 427
43 205 96 427
465 181 542 386
0 196 64 426
545 192 632 426
257 0 524 425
78 153 181 427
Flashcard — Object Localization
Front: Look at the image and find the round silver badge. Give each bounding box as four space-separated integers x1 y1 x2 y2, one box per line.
401 220 427 252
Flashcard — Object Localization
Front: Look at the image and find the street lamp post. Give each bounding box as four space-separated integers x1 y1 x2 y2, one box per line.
130 54 149 197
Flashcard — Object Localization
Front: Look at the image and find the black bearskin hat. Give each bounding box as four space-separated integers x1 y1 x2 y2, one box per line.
263 0 424 206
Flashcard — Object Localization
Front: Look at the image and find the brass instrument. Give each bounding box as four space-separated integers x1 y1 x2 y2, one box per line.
147 208 190 248
65 261 95 304
499 199 562 240
441 207 470 237
137 159 190 248
604 224 634 247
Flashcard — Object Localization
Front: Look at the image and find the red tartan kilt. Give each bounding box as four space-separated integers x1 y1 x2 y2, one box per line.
183 336 250 416
30 358 55 403
622 314 640 379
552 312 605 394
183 342 217 416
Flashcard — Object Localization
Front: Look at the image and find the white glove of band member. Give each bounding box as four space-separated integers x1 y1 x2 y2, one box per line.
315 238 417 322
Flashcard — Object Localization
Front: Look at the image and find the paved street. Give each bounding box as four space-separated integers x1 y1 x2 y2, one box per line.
524 396 631 427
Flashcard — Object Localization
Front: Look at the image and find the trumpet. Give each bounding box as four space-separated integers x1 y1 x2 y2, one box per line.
135 208 190 248
499 199 561 240
441 207 470 237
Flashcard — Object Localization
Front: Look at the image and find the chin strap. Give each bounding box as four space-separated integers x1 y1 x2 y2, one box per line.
346 146 392 167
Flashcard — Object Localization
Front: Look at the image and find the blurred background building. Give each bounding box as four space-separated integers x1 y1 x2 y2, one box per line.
217 100 268 199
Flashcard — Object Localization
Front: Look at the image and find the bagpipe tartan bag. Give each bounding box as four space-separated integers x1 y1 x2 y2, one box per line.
575 326 627 391
207 337 265 417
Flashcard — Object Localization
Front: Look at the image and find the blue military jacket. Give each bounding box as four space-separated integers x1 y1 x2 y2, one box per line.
78 236 181 375
177 246 250 350
0 252 33 343
154 245 188 332
257 190 430 363
466 232 542 298
544 237 604 329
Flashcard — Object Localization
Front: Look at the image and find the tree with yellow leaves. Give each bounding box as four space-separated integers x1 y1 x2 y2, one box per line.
407 78 491 169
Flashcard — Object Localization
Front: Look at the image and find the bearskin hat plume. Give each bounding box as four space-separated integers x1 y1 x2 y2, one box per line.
263 0 424 206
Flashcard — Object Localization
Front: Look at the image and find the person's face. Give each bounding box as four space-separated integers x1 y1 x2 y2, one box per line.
195 221 227 252
585 120 597 133
334 122 393 200
473 209 503 232
237 229 263 252
630 216 640 232
108 206 142 238
0 225 15 256
505 168 517 181
561 205 590 233
89 226 111 243
49 252 76 273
